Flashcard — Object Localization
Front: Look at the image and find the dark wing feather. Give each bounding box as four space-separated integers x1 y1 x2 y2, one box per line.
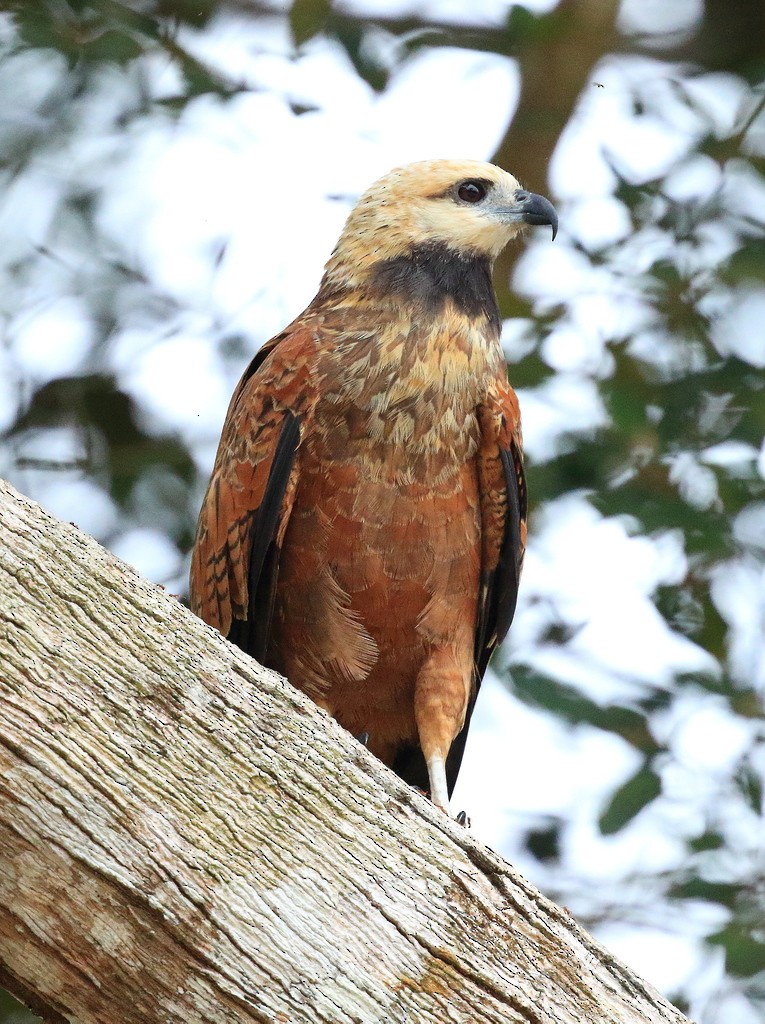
445 418 526 797
227 411 300 661
190 327 316 662
474 443 525 677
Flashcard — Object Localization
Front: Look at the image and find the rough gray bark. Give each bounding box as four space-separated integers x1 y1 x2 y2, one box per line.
0 478 691 1024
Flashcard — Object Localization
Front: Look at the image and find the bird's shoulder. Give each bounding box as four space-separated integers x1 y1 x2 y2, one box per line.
224 320 322 424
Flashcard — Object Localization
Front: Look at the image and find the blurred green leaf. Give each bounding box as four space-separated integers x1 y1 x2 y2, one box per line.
326 18 391 92
511 668 662 753
671 878 741 905
709 925 765 978
688 830 725 853
81 27 142 62
9 375 196 510
598 766 661 835
0 987 40 1022
290 0 331 46
525 820 562 863
734 762 763 814
156 0 217 24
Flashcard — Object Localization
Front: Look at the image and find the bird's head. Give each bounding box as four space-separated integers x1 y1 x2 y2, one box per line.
322 159 557 294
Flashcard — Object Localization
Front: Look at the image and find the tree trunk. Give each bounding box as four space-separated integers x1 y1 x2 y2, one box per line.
0 478 690 1024
491 0 621 315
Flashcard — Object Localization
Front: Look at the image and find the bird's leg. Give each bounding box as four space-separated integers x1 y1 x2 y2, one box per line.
426 754 451 814
414 648 470 817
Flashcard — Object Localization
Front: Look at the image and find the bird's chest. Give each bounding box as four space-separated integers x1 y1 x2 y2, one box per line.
309 322 500 477
272 322 496 707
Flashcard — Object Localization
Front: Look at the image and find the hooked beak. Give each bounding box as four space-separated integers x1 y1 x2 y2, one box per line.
514 189 558 240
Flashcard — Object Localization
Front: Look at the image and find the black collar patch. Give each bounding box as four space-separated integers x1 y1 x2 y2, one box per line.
369 243 500 330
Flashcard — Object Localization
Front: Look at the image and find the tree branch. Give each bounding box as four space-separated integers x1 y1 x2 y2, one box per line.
491 0 621 316
0 478 689 1024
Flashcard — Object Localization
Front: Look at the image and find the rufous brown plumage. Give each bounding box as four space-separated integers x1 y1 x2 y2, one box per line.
190 159 557 814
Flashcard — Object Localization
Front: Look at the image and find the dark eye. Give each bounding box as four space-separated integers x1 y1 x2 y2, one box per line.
457 180 488 204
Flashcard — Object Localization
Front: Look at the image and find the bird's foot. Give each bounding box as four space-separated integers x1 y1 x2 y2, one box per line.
355 730 369 747
455 810 471 828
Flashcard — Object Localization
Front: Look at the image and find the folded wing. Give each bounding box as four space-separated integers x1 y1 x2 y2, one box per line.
190 329 316 663
445 384 527 795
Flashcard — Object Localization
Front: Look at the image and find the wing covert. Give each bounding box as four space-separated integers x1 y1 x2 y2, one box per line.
190 327 316 662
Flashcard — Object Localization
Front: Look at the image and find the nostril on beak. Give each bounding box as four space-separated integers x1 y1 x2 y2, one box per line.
517 191 558 240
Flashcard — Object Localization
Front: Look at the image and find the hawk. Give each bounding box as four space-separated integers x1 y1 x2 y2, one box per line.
190 160 557 814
